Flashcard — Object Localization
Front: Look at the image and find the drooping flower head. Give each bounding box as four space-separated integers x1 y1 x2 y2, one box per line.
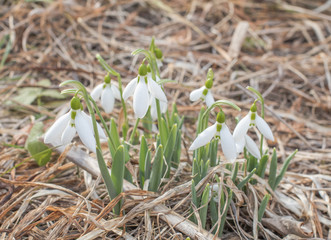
190 68 215 107
44 96 106 152
233 101 274 157
155 47 163 67
189 111 237 161
123 63 167 119
91 74 121 114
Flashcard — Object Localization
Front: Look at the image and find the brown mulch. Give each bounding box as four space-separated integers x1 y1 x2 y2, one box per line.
0 0 331 239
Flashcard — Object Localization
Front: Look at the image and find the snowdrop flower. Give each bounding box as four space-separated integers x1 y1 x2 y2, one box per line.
235 135 261 159
44 97 106 153
189 69 215 107
233 101 274 156
189 111 237 161
91 74 121 113
123 64 167 118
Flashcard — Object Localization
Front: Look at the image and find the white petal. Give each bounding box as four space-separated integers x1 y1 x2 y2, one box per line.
244 135 261 159
235 137 245 154
189 123 217 150
205 91 215 107
233 113 251 141
148 77 167 102
75 111 96 152
150 97 158 120
111 84 121 100
90 84 103 101
133 80 149 118
123 77 138 100
81 111 107 140
101 85 115 113
255 115 274 141
61 124 76 145
44 111 71 145
220 124 237 161
189 86 205 101
156 59 163 67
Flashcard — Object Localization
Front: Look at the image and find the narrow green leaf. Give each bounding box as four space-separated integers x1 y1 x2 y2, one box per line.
139 135 148 188
148 145 164 192
247 155 258 172
96 148 115 200
171 129 182 168
231 162 239 182
163 124 177 178
209 139 218 167
274 149 298 190
219 190 233 236
192 158 201 184
144 150 151 181
110 118 121 147
199 183 210 229
256 154 269 178
237 168 256 190
159 118 168 147
268 148 277 189
258 194 270 222
190 179 198 224
111 145 125 215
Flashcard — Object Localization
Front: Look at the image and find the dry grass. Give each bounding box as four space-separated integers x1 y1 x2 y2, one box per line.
1 0 331 239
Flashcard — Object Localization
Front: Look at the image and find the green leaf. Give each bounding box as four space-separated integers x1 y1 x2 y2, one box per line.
256 154 269 178
163 124 177 178
219 190 233 236
144 150 151 182
199 183 210 229
274 149 297 190
148 145 164 192
159 118 168 147
40 89 65 99
247 155 258 172
237 168 256 190
268 148 278 190
157 78 176 85
258 194 270 222
110 118 121 148
27 141 52 166
190 179 198 224
139 135 148 188
111 145 125 215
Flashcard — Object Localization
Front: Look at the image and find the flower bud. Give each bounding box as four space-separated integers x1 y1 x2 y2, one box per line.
250 102 257 112
104 74 111 84
138 64 148 76
70 97 81 110
155 48 163 59
216 111 225 124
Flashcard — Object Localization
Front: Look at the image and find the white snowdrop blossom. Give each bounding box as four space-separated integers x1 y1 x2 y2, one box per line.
91 75 121 113
189 70 215 107
44 97 106 153
123 64 167 118
235 134 261 159
233 102 274 157
189 111 237 161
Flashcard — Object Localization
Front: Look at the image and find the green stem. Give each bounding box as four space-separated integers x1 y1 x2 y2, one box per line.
129 118 140 144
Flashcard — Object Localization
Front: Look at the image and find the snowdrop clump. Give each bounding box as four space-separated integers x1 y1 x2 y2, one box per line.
90 74 121 113
189 111 237 161
44 96 106 152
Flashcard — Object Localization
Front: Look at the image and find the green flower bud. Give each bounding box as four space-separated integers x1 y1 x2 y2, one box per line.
104 74 111 84
155 48 163 59
70 97 81 110
216 111 226 124
71 110 76 120
147 64 152 73
205 79 213 89
202 88 208 96
207 68 214 82
138 64 148 76
250 102 257 112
